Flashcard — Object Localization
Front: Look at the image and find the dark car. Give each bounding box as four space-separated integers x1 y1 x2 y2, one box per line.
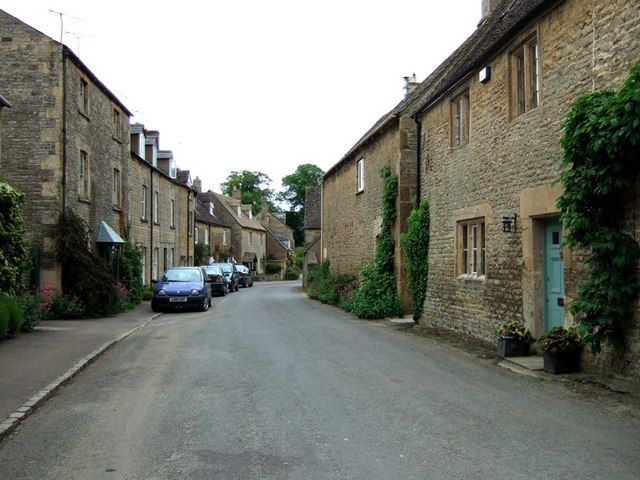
203 265 228 296
217 263 239 292
151 267 212 312
237 265 254 287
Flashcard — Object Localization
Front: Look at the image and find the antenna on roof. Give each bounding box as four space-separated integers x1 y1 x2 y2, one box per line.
48 9 85 44
64 30 93 56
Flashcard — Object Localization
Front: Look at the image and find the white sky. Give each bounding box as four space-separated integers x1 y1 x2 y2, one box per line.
0 0 480 194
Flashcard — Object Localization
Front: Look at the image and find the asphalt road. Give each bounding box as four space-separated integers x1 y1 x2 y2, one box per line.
0 281 638 479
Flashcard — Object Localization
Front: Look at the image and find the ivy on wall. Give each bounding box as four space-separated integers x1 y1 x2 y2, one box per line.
400 200 430 321
557 62 640 353
350 166 402 319
0 181 30 295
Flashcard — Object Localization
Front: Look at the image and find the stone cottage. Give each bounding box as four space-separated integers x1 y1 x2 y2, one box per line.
128 124 196 283
0 9 132 288
194 191 232 263
256 198 295 276
302 187 321 287
407 0 640 375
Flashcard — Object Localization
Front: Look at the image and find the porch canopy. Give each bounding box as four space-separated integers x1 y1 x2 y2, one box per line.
96 221 125 244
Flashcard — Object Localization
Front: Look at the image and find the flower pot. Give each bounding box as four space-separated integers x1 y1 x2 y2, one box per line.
543 351 580 374
497 336 529 357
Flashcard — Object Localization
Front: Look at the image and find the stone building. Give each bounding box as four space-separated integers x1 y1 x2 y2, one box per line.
194 193 232 263
320 91 418 311
0 94 10 154
208 189 267 273
256 198 295 276
302 187 321 287
0 9 132 288
406 0 640 375
128 124 196 283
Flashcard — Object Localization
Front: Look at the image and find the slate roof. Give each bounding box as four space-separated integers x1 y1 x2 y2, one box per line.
324 0 551 179
304 187 321 229
195 197 230 228
212 192 266 231
264 226 291 251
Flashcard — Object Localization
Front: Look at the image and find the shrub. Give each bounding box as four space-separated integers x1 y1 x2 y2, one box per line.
350 261 402 319
194 242 211 267
48 291 85 319
0 293 23 334
0 300 8 338
400 200 430 321
18 293 44 331
538 327 583 355
142 285 154 301
306 261 356 307
116 243 144 305
52 209 119 316
0 181 30 295
265 261 283 275
283 266 300 280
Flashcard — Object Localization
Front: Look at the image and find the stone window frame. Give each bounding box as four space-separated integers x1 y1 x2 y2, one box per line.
222 230 227 245
112 167 122 209
79 77 89 117
204 228 209 245
153 190 159 224
450 90 470 148
112 107 122 142
356 158 365 193
78 149 90 201
209 202 214 215
152 247 159 280
509 31 541 119
195 226 199 244
170 198 176 229
141 185 148 221
248 231 253 246
456 217 486 279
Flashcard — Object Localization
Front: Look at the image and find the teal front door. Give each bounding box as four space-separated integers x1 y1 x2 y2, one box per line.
544 221 565 332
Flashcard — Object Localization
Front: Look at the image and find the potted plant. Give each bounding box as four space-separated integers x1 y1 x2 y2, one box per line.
538 326 583 374
493 321 533 357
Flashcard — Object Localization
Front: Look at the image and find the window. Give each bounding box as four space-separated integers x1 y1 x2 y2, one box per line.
141 247 147 284
511 36 540 117
458 218 485 276
195 227 199 243
248 210 253 220
79 78 88 115
204 229 209 245
153 191 159 223
237 206 242 217
222 230 227 245
451 91 470 147
209 202 214 215
141 186 147 219
153 247 159 280
170 199 175 228
78 150 90 198
113 108 122 140
357 158 365 192
112 168 121 207
170 248 175 267
248 232 253 245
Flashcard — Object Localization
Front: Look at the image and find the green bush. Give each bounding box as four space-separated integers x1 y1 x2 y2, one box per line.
0 181 30 295
194 242 211 267
400 200 430 320
0 293 23 334
265 261 283 275
306 261 356 307
142 285 154 301
18 293 44 331
48 292 85 319
283 266 300 280
116 243 144 305
0 300 9 338
350 261 402 319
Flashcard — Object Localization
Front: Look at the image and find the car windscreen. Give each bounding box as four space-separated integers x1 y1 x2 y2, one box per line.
162 269 201 282
219 263 234 273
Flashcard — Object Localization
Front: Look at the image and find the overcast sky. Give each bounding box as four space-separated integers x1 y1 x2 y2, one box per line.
1 0 481 194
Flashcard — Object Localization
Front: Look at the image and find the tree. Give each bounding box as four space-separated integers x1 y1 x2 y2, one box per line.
220 170 275 214
278 164 324 211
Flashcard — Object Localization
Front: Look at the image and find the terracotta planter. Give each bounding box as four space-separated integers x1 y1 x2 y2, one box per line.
543 351 580 374
497 336 530 357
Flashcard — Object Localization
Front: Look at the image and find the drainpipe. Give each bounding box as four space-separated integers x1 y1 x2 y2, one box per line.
149 169 154 279
412 115 422 208
61 50 68 210
187 189 191 265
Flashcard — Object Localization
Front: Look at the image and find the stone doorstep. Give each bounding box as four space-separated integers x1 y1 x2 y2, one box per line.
504 355 545 371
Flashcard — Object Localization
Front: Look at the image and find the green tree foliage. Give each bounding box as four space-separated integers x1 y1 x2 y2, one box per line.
116 242 144 305
400 200 430 321
350 167 402 319
220 170 276 214
194 242 211 267
557 61 640 353
52 209 119 316
285 210 304 246
0 293 23 334
0 181 30 295
278 163 324 211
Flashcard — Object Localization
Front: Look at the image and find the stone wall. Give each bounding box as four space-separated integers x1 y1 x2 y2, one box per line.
417 0 640 377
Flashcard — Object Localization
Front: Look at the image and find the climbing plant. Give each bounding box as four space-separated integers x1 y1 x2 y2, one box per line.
557 61 640 353
400 200 430 321
350 166 402 319
0 181 30 295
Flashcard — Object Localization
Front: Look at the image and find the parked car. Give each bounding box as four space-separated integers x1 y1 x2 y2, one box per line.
152 267 212 312
218 262 239 292
237 265 254 287
203 265 228 296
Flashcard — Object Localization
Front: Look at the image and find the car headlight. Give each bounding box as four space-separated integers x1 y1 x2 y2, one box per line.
158 290 166 296
191 289 200 296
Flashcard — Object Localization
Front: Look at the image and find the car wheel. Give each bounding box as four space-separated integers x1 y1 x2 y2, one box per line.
200 296 209 312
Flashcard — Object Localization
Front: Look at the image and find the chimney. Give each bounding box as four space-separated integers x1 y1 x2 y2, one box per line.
481 0 501 20
403 73 419 99
232 186 241 200
193 176 202 193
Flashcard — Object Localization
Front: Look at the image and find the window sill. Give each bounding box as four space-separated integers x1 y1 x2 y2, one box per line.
356 188 364 195
141 218 148 223
78 110 90 120
153 222 160 226
510 105 540 122
113 205 122 212
170 226 176 230
78 196 91 204
457 273 486 282
112 135 122 144
449 143 468 151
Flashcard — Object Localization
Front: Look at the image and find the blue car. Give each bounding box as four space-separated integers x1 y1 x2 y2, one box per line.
151 267 212 312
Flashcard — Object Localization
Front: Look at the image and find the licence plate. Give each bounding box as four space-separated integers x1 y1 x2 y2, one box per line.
169 296 187 302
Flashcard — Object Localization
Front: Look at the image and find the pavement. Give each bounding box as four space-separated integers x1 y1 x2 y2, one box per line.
0 281 638 479
0 302 159 438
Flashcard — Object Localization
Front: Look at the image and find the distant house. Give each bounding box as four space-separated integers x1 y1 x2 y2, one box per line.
0 8 132 288
194 191 232 263
128 124 196 283
207 189 267 273
257 198 295 277
302 187 321 287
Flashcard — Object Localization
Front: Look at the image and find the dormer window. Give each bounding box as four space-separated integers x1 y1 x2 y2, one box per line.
248 210 253 220
237 206 242 217
209 202 214 215
138 134 145 160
